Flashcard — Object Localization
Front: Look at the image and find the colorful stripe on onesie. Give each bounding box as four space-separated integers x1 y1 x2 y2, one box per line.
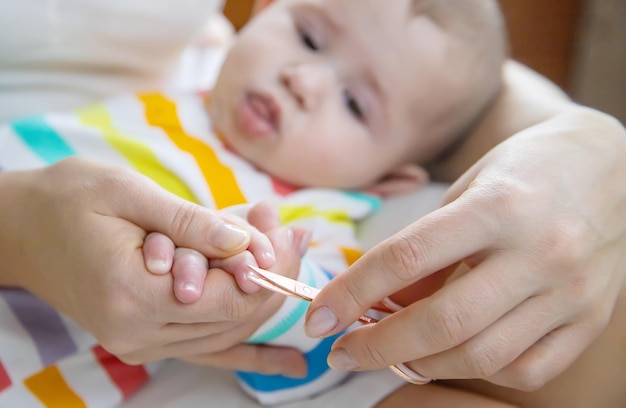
0 91 381 406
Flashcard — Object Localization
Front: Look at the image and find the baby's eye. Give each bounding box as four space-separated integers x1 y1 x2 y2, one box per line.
299 30 319 51
343 90 365 121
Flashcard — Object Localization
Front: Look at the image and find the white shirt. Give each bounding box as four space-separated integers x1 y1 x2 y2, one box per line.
0 0 222 123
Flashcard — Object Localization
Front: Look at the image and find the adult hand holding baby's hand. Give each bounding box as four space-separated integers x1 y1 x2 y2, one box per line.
304 108 626 390
144 201 311 378
0 157 291 367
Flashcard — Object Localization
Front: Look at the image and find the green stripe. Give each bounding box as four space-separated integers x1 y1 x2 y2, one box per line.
11 117 76 164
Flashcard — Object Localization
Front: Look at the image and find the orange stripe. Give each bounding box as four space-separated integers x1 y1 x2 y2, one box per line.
92 346 148 400
340 247 362 266
24 365 86 408
138 93 247 209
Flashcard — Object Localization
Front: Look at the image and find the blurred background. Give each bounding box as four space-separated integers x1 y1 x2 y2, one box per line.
223 0 625 123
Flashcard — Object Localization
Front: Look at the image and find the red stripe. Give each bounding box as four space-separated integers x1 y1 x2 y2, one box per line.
271 176 298 196
0 360 11 392
92 346 149 400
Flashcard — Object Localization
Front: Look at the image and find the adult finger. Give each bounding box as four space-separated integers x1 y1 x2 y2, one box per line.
179 344 307 378
160 266 267 323
97 164 268 260
486 304 612 390
305 197 498 338
324 254 535 371
397 290 570 381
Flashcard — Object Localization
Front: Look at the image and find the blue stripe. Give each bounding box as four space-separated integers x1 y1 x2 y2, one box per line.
341 190 382 212
235 332 342 392
11 116 76 164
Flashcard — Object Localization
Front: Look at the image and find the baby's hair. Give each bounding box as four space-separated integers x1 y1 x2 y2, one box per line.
409 0 508 159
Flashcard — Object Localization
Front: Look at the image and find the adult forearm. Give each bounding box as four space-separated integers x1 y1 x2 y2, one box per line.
0 169 32 287
427 60 622 182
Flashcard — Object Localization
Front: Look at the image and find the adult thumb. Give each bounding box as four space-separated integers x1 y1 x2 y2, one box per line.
104 169 252 258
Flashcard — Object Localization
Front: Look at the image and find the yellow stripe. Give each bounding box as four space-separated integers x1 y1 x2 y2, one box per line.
24 366 87 408
139 93 247 209
78 105 198 203
279 205 351 226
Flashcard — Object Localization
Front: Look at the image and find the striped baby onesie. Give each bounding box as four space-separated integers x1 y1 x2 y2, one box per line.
0 91 381 406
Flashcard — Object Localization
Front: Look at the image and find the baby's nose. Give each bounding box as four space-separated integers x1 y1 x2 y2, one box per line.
280 63 334 110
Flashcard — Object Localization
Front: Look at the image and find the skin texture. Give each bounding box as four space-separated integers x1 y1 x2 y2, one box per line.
304 61 626 397
0 158 307 377
209 0 486 193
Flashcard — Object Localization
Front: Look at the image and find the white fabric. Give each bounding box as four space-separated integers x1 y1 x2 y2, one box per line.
0 0 224 123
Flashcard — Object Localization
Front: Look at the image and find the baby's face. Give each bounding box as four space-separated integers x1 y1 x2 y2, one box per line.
210 0 465 189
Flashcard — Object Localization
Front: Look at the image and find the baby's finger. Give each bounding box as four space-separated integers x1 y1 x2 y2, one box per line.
143 232 175 274
222 211 276 269
172 248 209 304
247 201 281 233
211 251 263 294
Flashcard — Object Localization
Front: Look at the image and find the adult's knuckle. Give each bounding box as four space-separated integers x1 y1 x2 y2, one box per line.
539 217 590 270
170 201 202 239
362 337 391 368
383 235 427 283
461 342 501 378
424 300 468 348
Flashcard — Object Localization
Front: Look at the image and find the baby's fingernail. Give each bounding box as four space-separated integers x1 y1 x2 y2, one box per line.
182 281 199 294
209 222 249 250
328 348 359 371
305 306 338 338
147 259 170 274
262 250 276 264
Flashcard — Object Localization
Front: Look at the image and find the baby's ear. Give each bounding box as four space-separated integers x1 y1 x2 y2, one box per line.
366 163 430 198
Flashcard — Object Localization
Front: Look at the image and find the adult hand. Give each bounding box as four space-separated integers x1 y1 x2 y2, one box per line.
175 202 312 377
304 107 626 391
0 157 304 374
144 200 310 301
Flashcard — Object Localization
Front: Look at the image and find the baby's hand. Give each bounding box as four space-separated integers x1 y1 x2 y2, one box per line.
142 202 311 303
143 234 209 303
142 202 279 303
210 200 311 292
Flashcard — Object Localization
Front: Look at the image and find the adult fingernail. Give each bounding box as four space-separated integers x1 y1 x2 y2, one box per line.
328 348 359 371
305 306 338 338
208 222 249 250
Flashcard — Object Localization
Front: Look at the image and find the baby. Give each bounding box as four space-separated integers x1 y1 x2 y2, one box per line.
0 0 506 406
